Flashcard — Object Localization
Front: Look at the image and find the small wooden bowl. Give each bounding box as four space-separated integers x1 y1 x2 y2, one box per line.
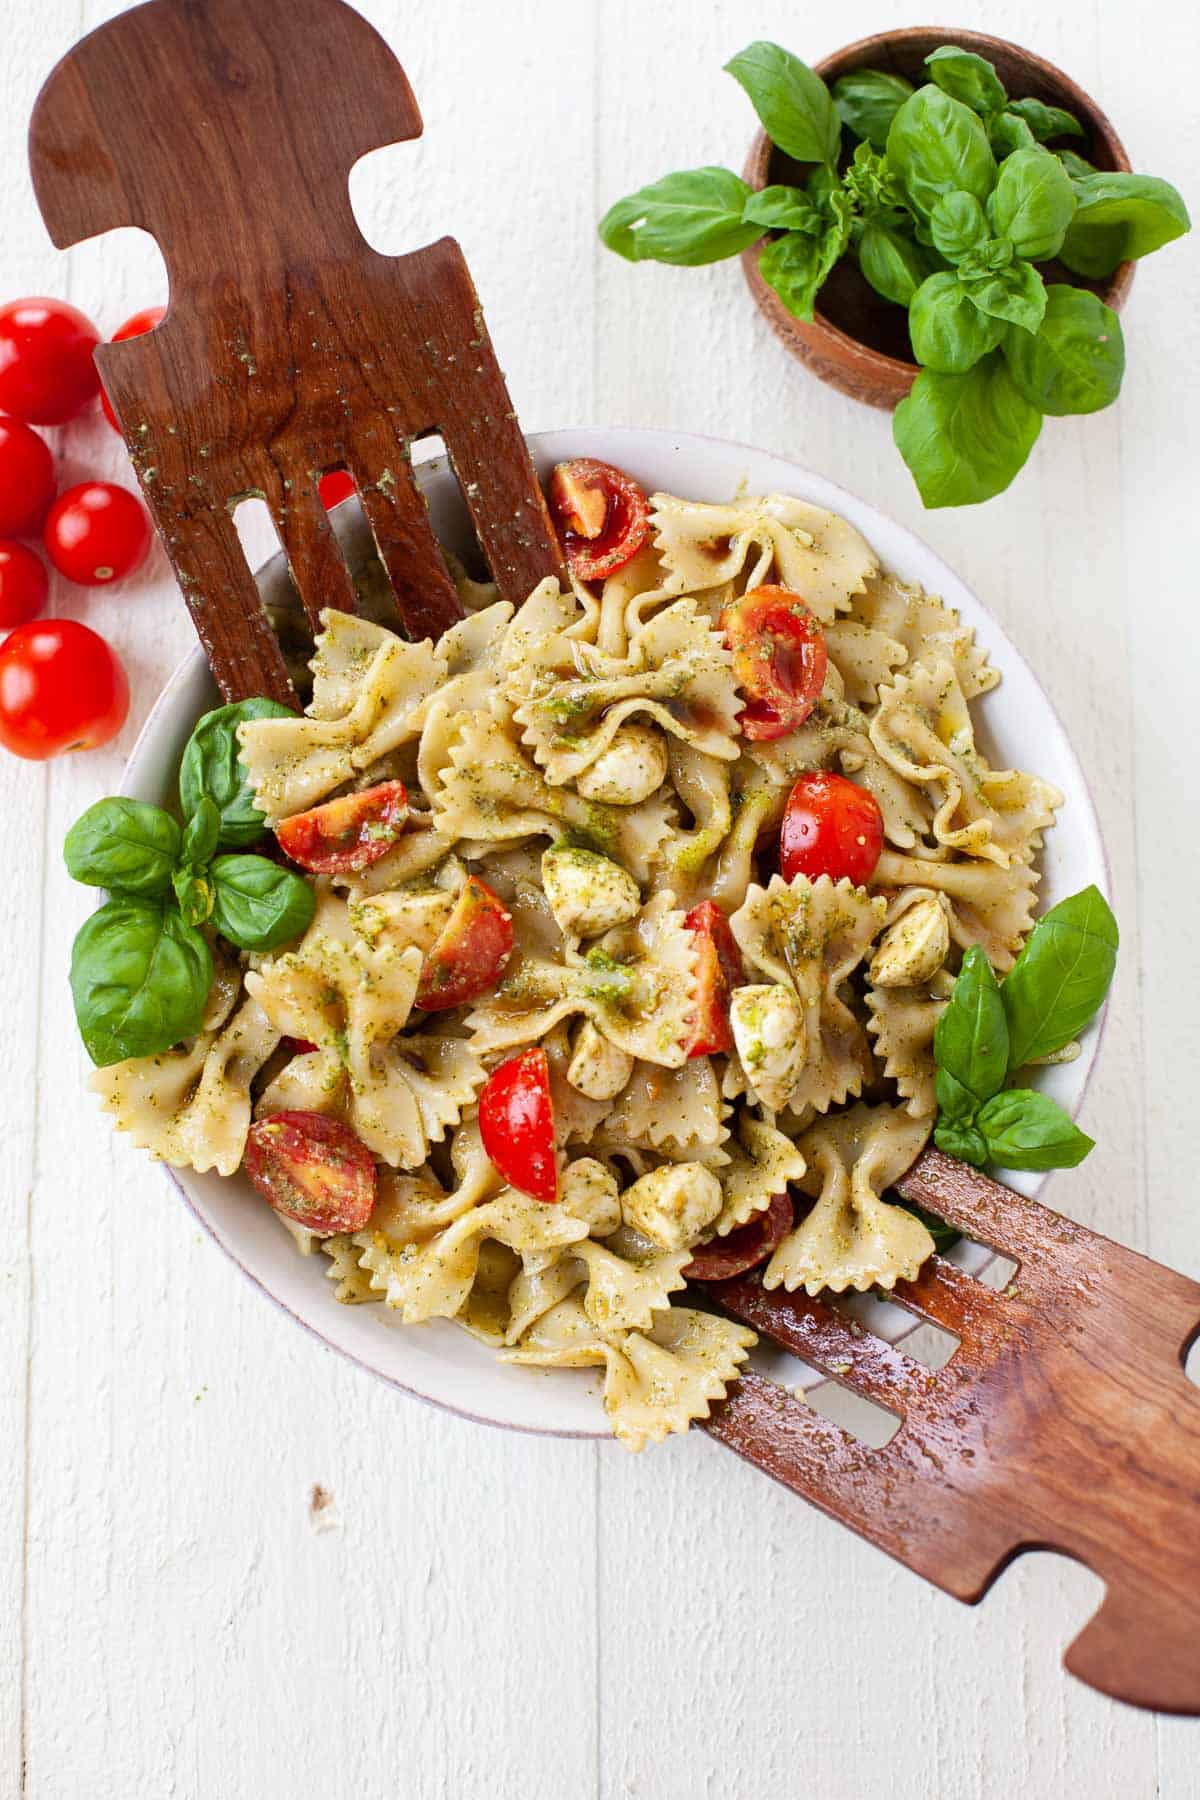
742 27 1135 410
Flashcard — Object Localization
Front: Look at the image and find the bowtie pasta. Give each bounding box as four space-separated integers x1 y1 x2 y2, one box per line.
86 462 1062 1450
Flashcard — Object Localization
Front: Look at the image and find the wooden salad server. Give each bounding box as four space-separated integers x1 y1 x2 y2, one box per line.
28 0 564 705
27 0 1200 1719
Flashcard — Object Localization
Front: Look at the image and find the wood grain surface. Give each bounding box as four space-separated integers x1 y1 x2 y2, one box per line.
1 0 1198 1795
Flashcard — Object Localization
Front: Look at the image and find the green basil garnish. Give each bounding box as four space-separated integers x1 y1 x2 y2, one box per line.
70 897 213 1068
924 47 1007 118
724 40 841 167
832 69 914 151
1001 885 1118 1068
599 168 760 266
178 697 294 849
210 855 316 952
1003 286 1125 416
892 355 1043 508
64 798 182 899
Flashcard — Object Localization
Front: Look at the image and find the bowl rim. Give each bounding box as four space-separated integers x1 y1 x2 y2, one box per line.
121 422 1112 1440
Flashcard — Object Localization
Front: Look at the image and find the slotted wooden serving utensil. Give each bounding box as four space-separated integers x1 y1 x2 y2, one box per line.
29 0 1200 1718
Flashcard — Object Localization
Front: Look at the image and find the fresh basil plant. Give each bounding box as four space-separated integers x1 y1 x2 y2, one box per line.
66 697 313 1067
598 38 1190 507
931 885 1117 1172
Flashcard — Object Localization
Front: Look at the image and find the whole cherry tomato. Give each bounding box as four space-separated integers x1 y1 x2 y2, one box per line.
275 781 409 873
244 1111 376 1234
319 469 356 509
0 297 101 425
0 619 129 759
684 899 744 1057
0 542 49 629
479 1047 558 1203
780 770 884 886
99 306 167 430
0 416 56 537
416 876 514 1010
683 1191 794 1282
43 482 151 586
720 584 828 741
547 457 650 581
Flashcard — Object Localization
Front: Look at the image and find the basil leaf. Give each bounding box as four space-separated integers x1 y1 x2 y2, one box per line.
858 221 935 305
910 271 1004 372
977 1089 1095 1171
1005 96 1085 144
1002 884 1118 1067
842 141 906 214
832 68 913 150
1057 149 1097 183
598 166 761 266
929 190 989 262
724 41 841 167
743 185 820 233
988 147 1077 260
759 202 851 322
210 854 316 951
987 110 1037 159
924 47 1007 117
892 1196 961 1253
1060 172 1191 278
933 945 1009 1108
1004 284 1125 416
179 698 294 850
70 897 212 1068
957 235 1013 278
887 86 996 218
933 1112 989 1168
963 258 1047 335
893 355 1042 507
64 798 181 899
172 867 215 928
181 795 221 868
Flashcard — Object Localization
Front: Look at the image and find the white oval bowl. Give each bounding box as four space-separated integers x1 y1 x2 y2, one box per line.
122 426 1109 1439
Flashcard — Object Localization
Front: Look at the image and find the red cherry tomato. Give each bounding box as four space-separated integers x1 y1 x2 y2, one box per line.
100 306 167 430
720 584 828 741
244 1111 376 1235
780 770 884 886
0 417 56 536
0 619 129 759
0 297 101 425
416 876 514 1011
547 457 650 581
683 1191 794 1282
479 1047 558 1203
0 542 49 629
684 899 744 1057
275 780 409 873
319 469 356 509
43 482 151 587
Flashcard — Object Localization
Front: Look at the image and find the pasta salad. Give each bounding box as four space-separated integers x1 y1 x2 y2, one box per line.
66 459 1070 1449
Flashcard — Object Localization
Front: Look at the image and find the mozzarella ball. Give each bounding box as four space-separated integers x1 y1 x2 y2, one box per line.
620 1161 723 1251
869 893 951 988
730 982 807 1113
575 724 669 805
542 844 642 938
561 1158 622 1236
567 1018 635 1100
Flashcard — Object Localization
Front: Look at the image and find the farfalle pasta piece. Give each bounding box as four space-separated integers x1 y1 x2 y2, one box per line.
730 874 886 1114
320 1234 380 1305
660 742 732 887
874 849 1040 972
91 993 280 1177
865 971 953 1119
871 659 1062 867
509 599 741 785
413 601 513 798
570 1229 690 1333
238 609 446 819
649 492 878 624
599 1055 727 1156
503 1297 755 1451
468 892 697 1069
850 572 997 700
709 1115 807 1237
764 1102 936 1296
432 703 674 884
823 617 907 708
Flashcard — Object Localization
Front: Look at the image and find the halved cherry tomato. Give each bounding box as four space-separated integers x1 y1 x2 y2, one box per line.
479 1047 558 1203
244 1111 376 1234
547 457 650 581
0 417 56 537
683 1191 794 1282
0 297 100 425
684 899 744 1057
416 876 514 1011
43 481 151 586
275 780 409 873
319 469 356 509
720 585 827 741
0 620 129 759
100 306 167 430
0 542 49 629
780 770 884 886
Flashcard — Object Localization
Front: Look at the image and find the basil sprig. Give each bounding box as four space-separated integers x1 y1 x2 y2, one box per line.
66 698 314 1067
597 38 1190 508
931 886 1117 1173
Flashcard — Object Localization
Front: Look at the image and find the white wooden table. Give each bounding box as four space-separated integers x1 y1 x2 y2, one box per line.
3 1 1198 1794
